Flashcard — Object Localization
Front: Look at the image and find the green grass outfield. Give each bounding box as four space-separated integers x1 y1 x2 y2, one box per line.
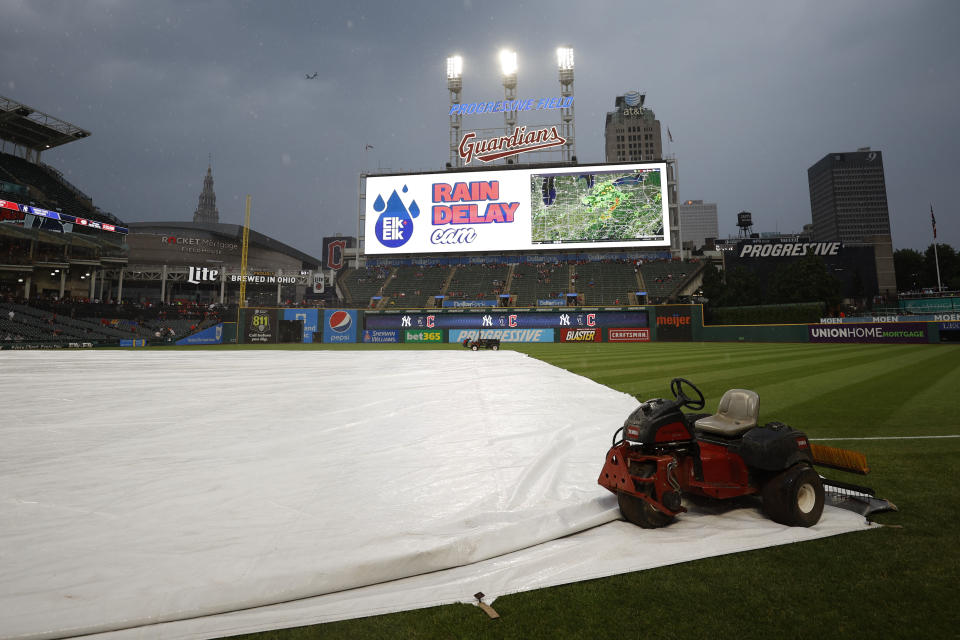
163 342 958 639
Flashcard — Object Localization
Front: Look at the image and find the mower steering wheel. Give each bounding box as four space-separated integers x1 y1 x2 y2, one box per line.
670 378 705 411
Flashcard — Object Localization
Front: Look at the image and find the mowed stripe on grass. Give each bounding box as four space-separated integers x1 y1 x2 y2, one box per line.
517 343 959 438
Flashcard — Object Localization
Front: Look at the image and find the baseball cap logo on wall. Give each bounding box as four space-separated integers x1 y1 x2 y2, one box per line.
373 185 419 248
328 310 353 333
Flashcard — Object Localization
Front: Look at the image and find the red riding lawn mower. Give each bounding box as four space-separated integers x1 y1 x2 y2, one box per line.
598 378 895 528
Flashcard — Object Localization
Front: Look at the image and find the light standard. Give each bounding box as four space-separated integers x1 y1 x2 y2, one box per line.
499 49 518 162
446 55 463 168
556 46 575 163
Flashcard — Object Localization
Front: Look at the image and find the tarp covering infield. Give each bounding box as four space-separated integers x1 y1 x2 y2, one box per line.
0 351 875 640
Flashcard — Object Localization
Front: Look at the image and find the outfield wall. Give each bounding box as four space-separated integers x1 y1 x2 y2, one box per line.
232 306 951 344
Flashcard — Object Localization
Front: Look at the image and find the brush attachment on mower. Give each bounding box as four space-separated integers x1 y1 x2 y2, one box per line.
821 476 898 517
809 443 870 474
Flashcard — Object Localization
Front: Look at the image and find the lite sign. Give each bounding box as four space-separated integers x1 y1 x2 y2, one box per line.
365 163 670 255
186 266 219 284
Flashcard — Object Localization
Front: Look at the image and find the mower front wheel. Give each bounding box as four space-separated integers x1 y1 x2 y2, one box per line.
618 491 675 529
761 464 824 527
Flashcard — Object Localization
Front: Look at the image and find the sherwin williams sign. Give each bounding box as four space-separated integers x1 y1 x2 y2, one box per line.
362 329 401 343
322 310 358 343
404 330 444 342
807 323 928 344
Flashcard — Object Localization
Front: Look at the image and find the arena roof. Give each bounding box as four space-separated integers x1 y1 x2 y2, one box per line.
128 221 323 268
0 96 91 151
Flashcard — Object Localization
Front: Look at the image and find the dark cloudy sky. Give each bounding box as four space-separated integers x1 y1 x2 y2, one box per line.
3 0 958 257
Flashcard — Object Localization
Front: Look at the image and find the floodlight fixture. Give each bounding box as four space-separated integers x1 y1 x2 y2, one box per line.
499 49 518 77
557 46 574 71
446 55 463 80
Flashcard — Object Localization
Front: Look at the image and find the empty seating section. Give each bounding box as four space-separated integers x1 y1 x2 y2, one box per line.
0 302 147 341
445 264 510 302
571 261 639 305
638 261 696 302
1 299 229 343
338 266 392 306
0 153 97 220
383 265 450 307
509 263 568 306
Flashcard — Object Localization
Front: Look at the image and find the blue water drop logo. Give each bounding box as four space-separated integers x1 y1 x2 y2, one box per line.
374 186 418 248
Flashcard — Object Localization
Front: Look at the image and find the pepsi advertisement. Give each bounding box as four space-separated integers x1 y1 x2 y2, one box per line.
365 310 648 330
323 309 358 343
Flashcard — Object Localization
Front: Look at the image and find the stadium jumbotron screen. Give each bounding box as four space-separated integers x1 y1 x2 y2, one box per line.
364 162 669 255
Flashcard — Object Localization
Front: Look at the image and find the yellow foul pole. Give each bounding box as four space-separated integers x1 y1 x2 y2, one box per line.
239 195 252 306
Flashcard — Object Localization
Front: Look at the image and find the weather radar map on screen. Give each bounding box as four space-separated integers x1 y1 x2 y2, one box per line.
530 168 664 244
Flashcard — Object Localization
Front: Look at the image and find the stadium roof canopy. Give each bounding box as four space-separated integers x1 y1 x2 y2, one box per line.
0 96 91 151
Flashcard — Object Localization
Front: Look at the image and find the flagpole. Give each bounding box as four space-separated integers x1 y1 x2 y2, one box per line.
931 204 942 292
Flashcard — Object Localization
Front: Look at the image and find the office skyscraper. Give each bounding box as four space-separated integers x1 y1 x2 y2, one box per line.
807 148 890 244
604 91 680 253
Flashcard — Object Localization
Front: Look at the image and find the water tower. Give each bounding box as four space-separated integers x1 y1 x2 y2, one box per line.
737 211 753 238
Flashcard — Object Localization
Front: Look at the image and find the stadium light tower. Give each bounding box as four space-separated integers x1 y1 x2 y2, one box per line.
500 49 518 154
557 45 576 163
447 55 463 168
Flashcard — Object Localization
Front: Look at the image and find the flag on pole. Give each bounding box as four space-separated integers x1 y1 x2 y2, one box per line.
667 128 673 143
365 144 374 150
931 204 937 239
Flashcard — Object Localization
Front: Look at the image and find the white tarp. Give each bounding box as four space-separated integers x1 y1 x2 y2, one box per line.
0 351 875 640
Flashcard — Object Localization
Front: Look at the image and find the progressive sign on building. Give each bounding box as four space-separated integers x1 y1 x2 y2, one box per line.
364 163 669 255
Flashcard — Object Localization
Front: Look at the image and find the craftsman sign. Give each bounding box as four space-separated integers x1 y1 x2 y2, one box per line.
608 328 651 342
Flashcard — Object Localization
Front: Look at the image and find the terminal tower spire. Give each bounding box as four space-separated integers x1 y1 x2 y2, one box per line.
193 164 220 224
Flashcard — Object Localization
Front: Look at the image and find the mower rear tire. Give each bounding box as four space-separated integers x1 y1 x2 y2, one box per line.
618 491 675 529
761 464 825 527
